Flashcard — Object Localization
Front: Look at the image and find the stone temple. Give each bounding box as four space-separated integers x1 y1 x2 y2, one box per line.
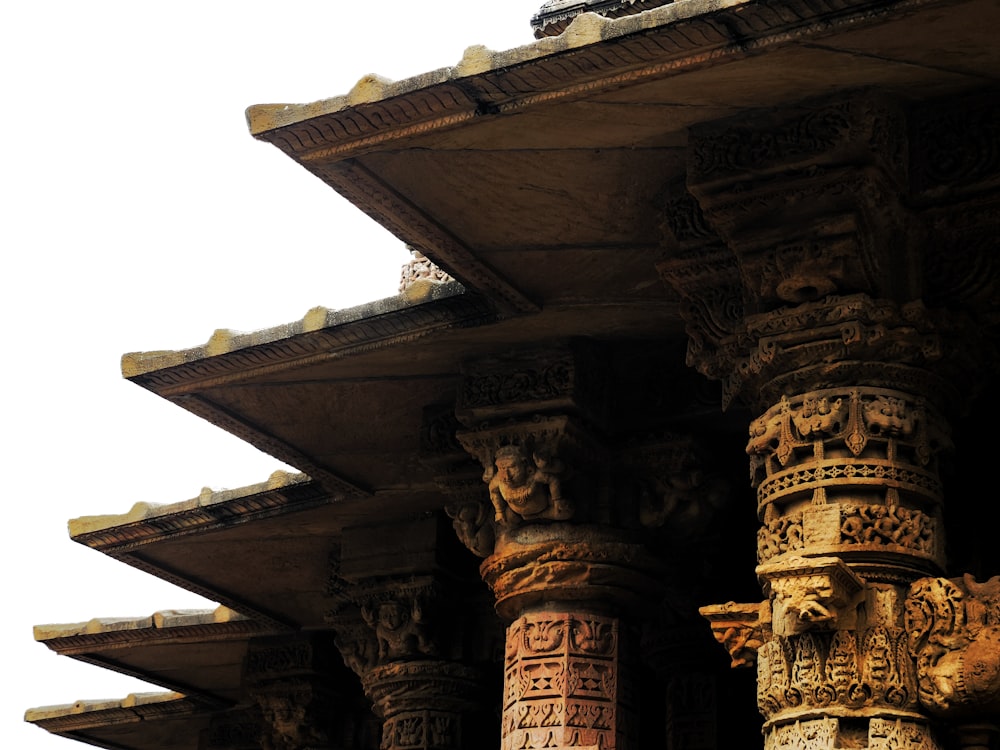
24 0 1000 748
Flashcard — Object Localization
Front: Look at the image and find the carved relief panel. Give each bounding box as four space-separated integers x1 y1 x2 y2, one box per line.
502 611 635 750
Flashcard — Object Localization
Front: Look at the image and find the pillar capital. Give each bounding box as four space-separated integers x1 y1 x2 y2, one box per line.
242 633 348 750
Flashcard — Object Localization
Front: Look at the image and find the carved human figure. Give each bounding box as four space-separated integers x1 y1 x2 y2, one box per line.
488 444 572 525
257 691 325 750
445 499 495 557
362 598 435 661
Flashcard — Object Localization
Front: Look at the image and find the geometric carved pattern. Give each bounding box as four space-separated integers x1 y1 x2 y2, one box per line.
502 612 634 750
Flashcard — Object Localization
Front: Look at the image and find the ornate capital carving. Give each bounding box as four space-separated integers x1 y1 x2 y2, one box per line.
699 601 767 669
456 340 608 429
757 557 865 637
419 404 497 558
243 635 347 750
329 576 448 668
457 415 603 531
756 626 919 724
905 574 1000 718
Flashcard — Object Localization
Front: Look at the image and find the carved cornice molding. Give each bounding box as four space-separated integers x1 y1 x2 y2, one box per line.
126 286 501 396
25 694 206 734
37 616 265 657
530 0 674 38
250 0 956 160
71 478 332 553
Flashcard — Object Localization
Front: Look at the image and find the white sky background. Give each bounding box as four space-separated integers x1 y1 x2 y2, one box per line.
2 2 543 746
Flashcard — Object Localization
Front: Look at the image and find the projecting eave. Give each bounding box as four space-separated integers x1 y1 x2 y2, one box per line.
120 280 472 380
25 693 211 750
33 607 272 707
244 4 699 135
69 470 314 541
244 0 1000 319
68 471 341 629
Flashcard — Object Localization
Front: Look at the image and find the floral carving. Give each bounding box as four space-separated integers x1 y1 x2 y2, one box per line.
754 627 917 721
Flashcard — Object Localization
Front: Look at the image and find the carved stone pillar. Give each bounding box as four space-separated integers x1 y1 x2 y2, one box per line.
325 523 494 750
244 633 355 750
443 341 728 750
659 91 999 750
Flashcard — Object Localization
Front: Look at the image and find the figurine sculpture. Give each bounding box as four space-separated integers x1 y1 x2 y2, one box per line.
488 444 572 525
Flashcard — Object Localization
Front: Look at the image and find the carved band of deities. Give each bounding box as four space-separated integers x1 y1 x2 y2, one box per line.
756 627 919 722
502 611 632 750
748 387 948 510
756 504 938 566
764 717 936 750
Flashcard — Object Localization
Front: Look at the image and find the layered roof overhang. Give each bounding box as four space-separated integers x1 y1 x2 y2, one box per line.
117 0 1000 514
29 0 1000 745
